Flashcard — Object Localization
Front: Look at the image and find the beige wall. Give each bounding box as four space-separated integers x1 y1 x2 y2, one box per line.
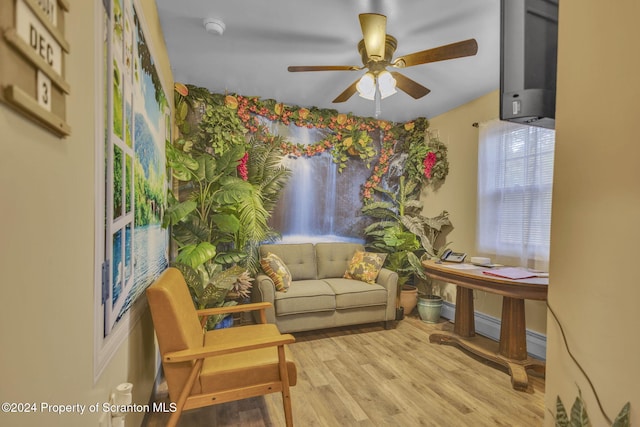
0 1 172 426
545 0 640 425
427 91 547 334
3 1 637 425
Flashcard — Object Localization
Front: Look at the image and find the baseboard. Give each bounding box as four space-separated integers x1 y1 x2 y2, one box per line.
440 301 546 360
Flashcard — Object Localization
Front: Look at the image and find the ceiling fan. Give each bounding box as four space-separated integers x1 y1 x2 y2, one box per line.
288 13 478 103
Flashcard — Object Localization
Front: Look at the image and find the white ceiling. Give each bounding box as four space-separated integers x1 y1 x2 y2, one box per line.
155 0 500 123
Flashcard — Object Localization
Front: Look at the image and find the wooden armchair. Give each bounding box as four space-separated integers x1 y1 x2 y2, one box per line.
146 268 297 427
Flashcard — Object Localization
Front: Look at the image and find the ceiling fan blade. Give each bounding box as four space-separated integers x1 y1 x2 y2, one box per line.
392 38 478 68
390 72 431 99
359 13 387 61
288 65 361 72
332 79 360 103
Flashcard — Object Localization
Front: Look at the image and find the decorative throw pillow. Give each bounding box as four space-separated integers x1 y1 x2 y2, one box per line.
260 252 292 292
344 251 387 284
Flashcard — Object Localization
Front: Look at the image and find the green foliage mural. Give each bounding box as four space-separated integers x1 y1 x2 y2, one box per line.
166 86 291 276
167 83 452 293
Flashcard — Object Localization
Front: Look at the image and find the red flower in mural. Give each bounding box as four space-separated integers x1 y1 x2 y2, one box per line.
237 152 249 181
423 151 437 179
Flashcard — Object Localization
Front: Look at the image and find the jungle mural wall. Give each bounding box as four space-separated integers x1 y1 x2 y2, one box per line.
167 84 451 282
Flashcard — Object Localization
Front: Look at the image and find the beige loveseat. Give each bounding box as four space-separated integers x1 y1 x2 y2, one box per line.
251 242 398 333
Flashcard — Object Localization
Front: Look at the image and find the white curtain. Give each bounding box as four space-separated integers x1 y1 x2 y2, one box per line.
477 120 555 270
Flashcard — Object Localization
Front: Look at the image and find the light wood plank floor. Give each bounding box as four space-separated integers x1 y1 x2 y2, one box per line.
143 314 545 426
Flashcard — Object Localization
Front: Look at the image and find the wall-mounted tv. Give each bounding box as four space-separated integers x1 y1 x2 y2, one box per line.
500 0 558 129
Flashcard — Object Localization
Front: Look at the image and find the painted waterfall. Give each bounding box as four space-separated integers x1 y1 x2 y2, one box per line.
259 118 377 243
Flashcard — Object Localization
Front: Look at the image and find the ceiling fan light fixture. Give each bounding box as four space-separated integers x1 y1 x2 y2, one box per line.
356 72 376 100
377 70 397 99
287 13 477 105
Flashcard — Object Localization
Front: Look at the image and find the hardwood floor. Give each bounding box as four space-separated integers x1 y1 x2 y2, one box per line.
143 314 545 426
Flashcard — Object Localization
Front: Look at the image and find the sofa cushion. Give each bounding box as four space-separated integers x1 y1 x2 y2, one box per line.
324 278 388 309
274 280 336 316
343 251 387 284
260 252 292 292
260 243 317 281
315 242 364 279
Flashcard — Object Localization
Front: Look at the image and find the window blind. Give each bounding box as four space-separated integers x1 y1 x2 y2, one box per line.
477 120 555 268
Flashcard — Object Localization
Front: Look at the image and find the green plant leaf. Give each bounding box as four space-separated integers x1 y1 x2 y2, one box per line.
214 251 247 265
383 229 419 251
213 177 253 204
211 213 241 233
363 220 396 234
163 200 197 227
170 262 204 299
166 140 199 171
170 216 211 247
237 191 270 241
423 210 452 231
210 265 245 289
175 242 217 269
555 396 569 427
569 393 589 427
194 154 218 182
361 201 397 220
404 200 423 209
178 100 188 121
407 252 427 280
200 283 229 308
612 402 631 427
216 145 246 174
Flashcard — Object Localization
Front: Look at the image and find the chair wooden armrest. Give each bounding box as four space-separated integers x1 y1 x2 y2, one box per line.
163 333 296 363
147 268 296 427
197 301 272 324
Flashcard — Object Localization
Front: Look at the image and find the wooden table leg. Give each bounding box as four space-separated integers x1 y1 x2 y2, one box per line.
498 297 527 361
454 286 475 337
429 292 545 391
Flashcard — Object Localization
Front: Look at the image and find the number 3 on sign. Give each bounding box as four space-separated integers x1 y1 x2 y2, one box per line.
37 70 52 111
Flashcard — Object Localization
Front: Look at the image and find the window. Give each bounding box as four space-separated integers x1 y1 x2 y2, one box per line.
477 120 555 269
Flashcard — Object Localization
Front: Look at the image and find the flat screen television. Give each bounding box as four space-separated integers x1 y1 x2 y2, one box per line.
500 0 558 129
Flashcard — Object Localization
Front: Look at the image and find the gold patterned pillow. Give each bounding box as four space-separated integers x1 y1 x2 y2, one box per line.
260 252 292 292
343 251 387 284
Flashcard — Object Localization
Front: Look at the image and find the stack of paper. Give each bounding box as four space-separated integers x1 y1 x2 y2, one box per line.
482 267 538 280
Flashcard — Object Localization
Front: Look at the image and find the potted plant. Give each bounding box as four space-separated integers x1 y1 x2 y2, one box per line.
361 175 452 318
172 262 251 329
415 276 444 323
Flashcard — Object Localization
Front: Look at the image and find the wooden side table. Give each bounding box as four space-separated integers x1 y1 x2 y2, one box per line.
421 260 548 391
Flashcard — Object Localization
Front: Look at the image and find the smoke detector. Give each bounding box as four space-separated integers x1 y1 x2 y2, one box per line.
204 18 225 36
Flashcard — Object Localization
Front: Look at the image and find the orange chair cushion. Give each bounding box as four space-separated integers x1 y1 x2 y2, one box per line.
199 323 297 394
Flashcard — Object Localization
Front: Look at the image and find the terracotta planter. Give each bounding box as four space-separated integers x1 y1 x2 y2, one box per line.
400 285 418 316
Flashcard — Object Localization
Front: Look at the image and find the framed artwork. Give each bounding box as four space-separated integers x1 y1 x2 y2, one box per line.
94 0 169 379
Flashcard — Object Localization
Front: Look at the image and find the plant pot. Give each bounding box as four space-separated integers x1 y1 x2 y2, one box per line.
417 295 443 323
400 285 418 316
213 315 234 329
